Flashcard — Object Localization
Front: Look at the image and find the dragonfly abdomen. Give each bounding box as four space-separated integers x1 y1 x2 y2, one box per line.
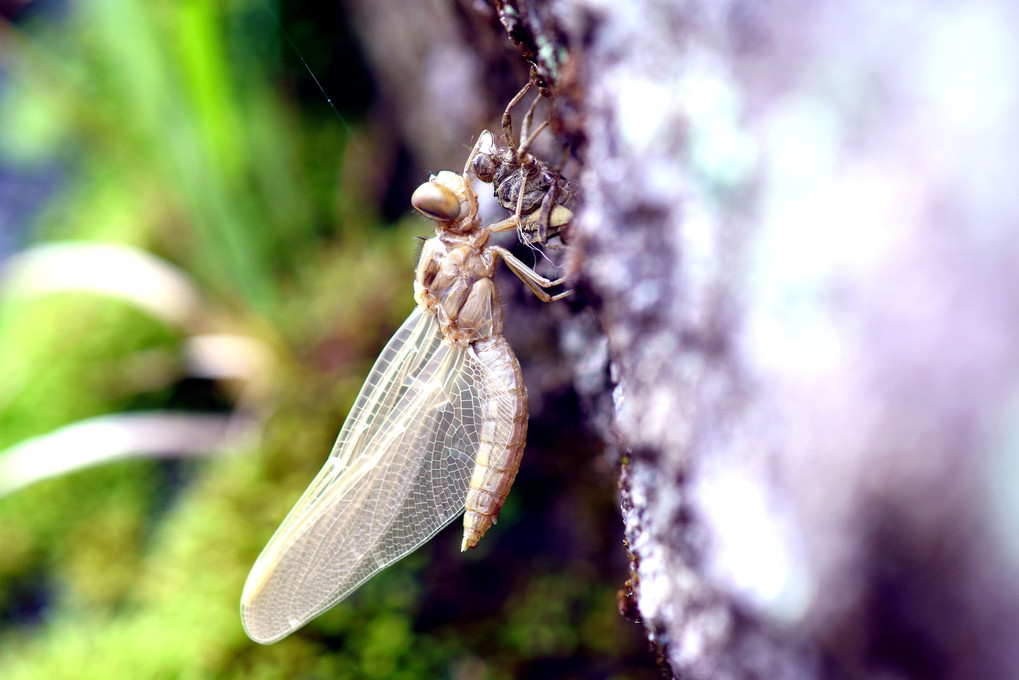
461 335 528 551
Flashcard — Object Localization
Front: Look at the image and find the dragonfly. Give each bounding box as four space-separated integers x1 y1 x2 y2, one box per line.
240 133 569 645
471 80 581 247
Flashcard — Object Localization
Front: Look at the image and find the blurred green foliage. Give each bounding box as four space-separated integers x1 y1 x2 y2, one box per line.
0 1 656 678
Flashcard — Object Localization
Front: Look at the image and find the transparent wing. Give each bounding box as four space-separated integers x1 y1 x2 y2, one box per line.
241 308 487 644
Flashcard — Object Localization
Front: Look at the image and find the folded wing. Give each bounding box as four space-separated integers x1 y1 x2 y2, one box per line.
241 308 486 644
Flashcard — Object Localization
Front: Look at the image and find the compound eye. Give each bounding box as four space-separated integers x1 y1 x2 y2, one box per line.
472 154 496 182
411 181 461 221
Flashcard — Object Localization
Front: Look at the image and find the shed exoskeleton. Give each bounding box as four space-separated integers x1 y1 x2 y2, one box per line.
471 81 581 247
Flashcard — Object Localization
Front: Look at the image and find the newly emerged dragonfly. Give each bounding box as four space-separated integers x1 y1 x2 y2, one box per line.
240 135 569 645
472 80 581 246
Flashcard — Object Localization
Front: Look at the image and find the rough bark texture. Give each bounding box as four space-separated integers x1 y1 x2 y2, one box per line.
346 0 1019 678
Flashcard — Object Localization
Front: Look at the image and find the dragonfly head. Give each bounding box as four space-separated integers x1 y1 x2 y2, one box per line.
412 170 481 235
411 175 461 223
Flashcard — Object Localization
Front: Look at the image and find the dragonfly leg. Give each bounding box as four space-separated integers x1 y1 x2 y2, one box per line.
489 245 572 302
501 82 532 148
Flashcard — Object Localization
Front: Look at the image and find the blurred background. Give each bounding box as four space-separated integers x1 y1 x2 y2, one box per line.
0 1 656 677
